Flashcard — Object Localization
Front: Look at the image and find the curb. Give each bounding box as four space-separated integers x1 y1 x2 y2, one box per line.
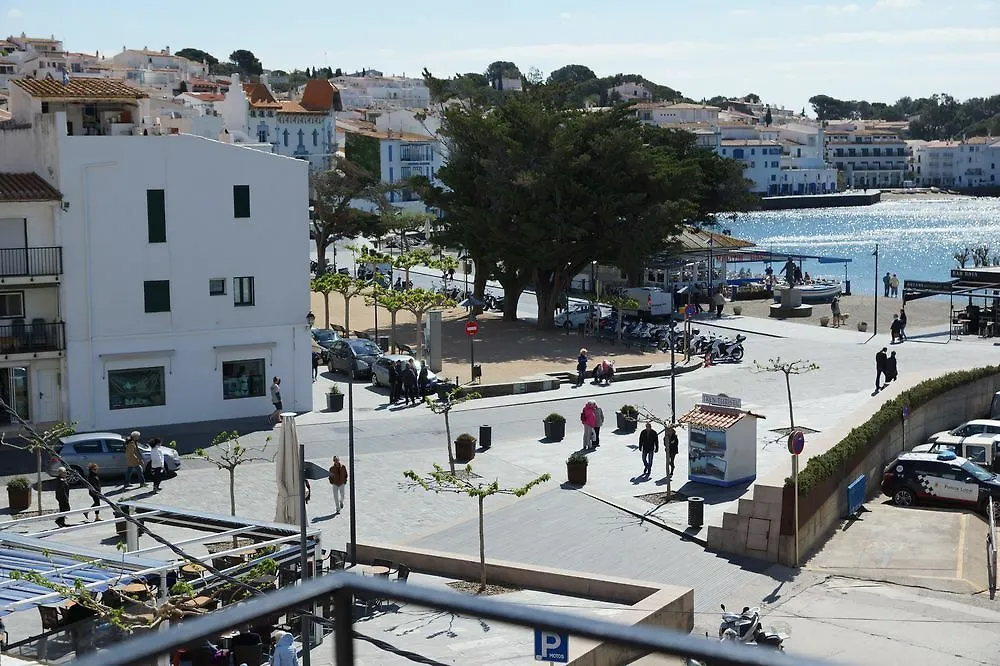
577 488 709 547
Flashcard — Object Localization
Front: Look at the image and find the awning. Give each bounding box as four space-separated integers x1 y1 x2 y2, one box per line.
679 405 765 430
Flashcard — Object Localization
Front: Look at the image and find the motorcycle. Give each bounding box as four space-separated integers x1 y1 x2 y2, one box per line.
708 334 746 363
719 604 784 650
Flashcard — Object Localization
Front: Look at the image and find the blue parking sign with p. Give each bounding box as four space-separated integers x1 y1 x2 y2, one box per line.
534 630 569 662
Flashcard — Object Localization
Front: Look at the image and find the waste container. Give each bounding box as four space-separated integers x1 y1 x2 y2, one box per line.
688 497 704 528
472 363 482 380
479 425 492 449
378 336 390 352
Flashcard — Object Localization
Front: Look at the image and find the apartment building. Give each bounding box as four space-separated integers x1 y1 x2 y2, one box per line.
911 136 1000 188
0 77 311 429
633 102 721 127
1 33 68 88
825 127 908 188
332 74 430 111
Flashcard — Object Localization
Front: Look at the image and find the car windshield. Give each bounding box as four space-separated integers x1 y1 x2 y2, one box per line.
349 339 381 355
313 329 338 343
961 460 995 482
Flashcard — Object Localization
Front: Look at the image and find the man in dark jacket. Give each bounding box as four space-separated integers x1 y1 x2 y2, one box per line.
665 426 680 478
890 314 902 343
885 351 898 384
392 361 404 405
875 347 888 392
402 360 418 406
638 422 659 477
55 467 71 527
387 360 399 404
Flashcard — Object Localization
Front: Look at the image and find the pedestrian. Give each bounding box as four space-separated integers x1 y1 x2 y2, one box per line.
793 265 803 285
575 348 588 387
899 307 907 341
82 463 102 521
448 267 456 282
693 285 704 313
890 314 902 343
713 289 726 319
328 455 349 513
830 296 842 328
638 422 659 477
418 361 429 395
388 360 399 404
883 272 891 297
123 431 145 488
392 360 405 405
875 347 888 391
580 401 597 450
269 377 283 425
54 467 70 527
592 402 605 447
311 351 320 382
885 351 899 384
270 630 299 666
402 360 418 405
666 426 679 478
148 438 165 493
890 274 899 298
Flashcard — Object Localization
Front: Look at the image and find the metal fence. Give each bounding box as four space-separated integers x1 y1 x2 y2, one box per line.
988 498 997 601
0 246 63 277
70 572 835 666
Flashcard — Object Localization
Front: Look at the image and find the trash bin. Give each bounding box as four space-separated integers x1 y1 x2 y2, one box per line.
378 336 390 352
688 497 704 528
479 425 492 449
472 363 482 380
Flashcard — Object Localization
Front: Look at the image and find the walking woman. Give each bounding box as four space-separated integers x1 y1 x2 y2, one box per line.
84 463 102 521
148 438 165 493
54 467 71 527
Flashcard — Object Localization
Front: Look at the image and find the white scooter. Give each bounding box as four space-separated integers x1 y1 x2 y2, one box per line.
719 604 784 650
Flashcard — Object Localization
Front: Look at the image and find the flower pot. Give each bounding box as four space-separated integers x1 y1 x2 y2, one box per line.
858 322 868 332
566 462 588 485
616 412 637 433
732 305 742 316
327 392 344 412
543 420 565 441
820 316 830 327
7 486 30 513
455 437 476 462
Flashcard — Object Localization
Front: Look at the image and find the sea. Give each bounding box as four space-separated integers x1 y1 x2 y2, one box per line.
728 197 1000 296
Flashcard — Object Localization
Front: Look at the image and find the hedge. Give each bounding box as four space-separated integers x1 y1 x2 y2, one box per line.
790 364 1000 495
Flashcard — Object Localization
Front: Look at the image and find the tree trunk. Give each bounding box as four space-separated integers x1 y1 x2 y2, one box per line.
322 292 331 328
445 409 455 475
626 266 644 288
472 268 489 317
390 311 398 352
533 270 566 330
785 373 795 429
478 495 486 591
343 294 351 333
315 234 329 273
496 271 526 322
229 468 237 516
35 447 42 513
412 310 425 361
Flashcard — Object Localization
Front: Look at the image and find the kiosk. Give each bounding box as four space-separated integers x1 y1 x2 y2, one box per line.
679 394 764 487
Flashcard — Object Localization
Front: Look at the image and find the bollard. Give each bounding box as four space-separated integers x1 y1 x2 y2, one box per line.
480 425 492 449
688 497 704 528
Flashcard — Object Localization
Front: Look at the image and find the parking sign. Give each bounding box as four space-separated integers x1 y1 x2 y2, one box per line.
534 630 569 662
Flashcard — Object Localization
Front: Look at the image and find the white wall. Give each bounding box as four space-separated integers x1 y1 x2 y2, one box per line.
54 129 312 430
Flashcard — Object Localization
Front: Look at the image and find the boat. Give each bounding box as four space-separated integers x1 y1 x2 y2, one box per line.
772 281 842 304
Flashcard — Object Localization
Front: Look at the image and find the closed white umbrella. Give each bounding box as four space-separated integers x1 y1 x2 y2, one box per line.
274 413 302 525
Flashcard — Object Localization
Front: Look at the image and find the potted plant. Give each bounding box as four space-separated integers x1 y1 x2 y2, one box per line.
617 405 639 433
732 305 742 316
455 433 477 462
6 476 31 513
543 413 566 441
566 451 588 485
820 315 830 327
327 384 344 412
858 321 868 332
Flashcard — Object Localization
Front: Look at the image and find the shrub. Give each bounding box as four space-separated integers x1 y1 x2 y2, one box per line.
455 432 477 446
328 384 342 395
619 404 639 419
544 413 566 424
6 476 29 491
791 365 1000 495
567 451 589 466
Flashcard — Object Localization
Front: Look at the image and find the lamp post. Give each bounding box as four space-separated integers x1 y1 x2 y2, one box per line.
872 243 879 336
669 320 677 424
347 365 357 566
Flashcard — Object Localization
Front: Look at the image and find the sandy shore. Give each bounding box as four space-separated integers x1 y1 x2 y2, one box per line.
727 292 951 332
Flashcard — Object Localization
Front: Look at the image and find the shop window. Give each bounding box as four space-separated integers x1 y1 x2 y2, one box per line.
143 280 170 313
108 366 166 410
222 358 266 399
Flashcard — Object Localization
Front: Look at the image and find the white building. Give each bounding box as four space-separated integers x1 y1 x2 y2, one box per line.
716 139 783 194
2 34 68 87
634 102 720 127
221 74 340 171
175 92 224 116
824 127 908 188
608 81 651 101
110 47 207 80
0 76 311 429
773 124 839 195
332 74 430 110
911 137 1000 188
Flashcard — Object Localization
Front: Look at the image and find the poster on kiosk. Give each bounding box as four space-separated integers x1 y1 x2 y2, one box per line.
680 394 763 487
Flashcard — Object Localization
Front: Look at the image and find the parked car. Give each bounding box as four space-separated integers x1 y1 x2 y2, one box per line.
311 328 340 350
926 419 1000 448
912 433 1000 474
370 355 450 394
881 449 1000 515
47 432 182 482
326 338 383 377
554 304 610 329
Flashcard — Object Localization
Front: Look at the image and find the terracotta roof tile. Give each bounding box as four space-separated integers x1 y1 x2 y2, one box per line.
300 79 342 112
11 77 147 99
0 173 62 202
243 82 280 108
679 406 745 430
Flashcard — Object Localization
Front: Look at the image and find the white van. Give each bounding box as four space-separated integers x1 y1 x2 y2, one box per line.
624 287 674 320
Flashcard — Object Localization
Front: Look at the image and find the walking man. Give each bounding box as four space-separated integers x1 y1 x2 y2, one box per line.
148 438 165 493
890 274 900 298
123 431 145 488
890 314 902 343
84 463 102 521
328 456 349 513
269 377 283 425
713 289 726 319
638 422 659 477
885 351 899 384
899 307 907 341
875 347 888 392
402 360 418 405
666 426 679 478
592 402 605 447
388 360 399 404
883 272 891 297
54 467 71 527
311 351 321 382
575 349 588 388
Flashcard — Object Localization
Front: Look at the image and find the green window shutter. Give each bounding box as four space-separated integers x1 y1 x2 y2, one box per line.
143 280 171 313
233 185 251 218
146 189 166 243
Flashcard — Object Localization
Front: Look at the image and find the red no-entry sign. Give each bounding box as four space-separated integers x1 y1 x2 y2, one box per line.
465 321 479 336
788 430 805 456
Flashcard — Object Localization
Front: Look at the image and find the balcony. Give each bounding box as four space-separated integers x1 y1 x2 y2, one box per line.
0 246 63 282
0 321 65 355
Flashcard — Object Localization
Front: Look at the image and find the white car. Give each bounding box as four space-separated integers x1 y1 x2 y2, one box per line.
927 419 1000 448
554 304 610 329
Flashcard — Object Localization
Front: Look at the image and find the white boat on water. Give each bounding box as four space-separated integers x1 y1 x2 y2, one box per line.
772 281 842 303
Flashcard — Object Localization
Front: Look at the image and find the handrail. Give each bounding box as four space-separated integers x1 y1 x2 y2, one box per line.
69 572 836 666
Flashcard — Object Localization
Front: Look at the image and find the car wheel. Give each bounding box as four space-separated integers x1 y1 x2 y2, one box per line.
893 488 915 507
562 320 572 329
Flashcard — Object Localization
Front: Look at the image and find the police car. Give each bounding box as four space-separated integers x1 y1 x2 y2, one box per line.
881 449 1000 516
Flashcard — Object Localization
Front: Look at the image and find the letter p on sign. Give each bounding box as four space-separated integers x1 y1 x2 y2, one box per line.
534 630 569 662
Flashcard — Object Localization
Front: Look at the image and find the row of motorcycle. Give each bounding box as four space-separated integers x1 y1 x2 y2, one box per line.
606 321 747 362
434 286 506 312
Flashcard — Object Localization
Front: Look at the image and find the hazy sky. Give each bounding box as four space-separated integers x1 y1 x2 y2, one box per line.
3 0 998 113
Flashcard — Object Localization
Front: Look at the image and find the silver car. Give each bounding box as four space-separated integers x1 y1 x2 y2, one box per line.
370 355 446 395
47 432 182 482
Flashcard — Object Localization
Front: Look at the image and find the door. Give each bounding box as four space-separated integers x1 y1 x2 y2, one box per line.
0 367 30 423
34 369 60 423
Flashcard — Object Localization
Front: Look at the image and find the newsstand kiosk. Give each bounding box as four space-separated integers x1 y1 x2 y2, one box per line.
678 393 764 487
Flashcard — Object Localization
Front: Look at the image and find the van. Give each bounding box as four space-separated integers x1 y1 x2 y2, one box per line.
624 287 674 321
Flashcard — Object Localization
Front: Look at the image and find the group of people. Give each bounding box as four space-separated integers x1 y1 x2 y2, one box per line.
638 422 680 478
890 308 908 343
53 430 167 528
387 358 428 406
576 349 617 387
580 401 605 449
883 272 901 298
874 347 900 392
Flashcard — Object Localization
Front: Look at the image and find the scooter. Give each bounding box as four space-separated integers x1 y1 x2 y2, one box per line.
708 334 746 363
719 604 784 650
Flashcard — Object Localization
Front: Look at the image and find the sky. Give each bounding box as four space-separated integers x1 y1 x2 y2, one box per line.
2 0 999 114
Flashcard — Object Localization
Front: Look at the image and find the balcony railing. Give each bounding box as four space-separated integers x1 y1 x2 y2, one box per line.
70 573 833 666
0 246 63 277
0 321 65 353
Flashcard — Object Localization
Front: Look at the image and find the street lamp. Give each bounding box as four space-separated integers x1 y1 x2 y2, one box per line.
459 252 470 301
347 364 357 566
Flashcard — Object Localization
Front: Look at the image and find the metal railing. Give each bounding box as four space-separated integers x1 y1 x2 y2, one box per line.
0 321 65 353
988 498 997 600
70 572 834 666
0 246 63 277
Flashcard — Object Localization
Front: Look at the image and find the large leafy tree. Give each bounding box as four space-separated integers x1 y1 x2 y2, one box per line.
229 49 263 77
547 64 597 86
176 48 218 67
310 160 381 272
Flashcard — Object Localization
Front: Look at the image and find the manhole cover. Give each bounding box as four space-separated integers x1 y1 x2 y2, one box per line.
635 490 687 505
770 426 820 436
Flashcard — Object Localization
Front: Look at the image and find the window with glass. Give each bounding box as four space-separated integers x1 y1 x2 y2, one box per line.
222 358 265 399
0 292 24 318
234 276 255 306
209 278 226 296
108 366 166 410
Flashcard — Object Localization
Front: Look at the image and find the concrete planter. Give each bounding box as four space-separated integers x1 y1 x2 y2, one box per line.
7 486 30 513
543 420 565 441
616 411 638 433
732 305 742 315
327 392 344 412
820 316 830 327
455 435 476 462
566 462 588 485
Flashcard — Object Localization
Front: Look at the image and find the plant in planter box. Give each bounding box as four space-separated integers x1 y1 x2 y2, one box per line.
566 451 589 485
454 432 477 462
7 476 31 513
327 384 345 412
617 405 639 432
543 413 566 441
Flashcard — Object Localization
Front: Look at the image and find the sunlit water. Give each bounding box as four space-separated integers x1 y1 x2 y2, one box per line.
728 198 1000 295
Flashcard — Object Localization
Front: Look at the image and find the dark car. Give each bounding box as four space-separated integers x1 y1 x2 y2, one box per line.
881 449 1000 516
311 328 340 350
326 338 383 377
